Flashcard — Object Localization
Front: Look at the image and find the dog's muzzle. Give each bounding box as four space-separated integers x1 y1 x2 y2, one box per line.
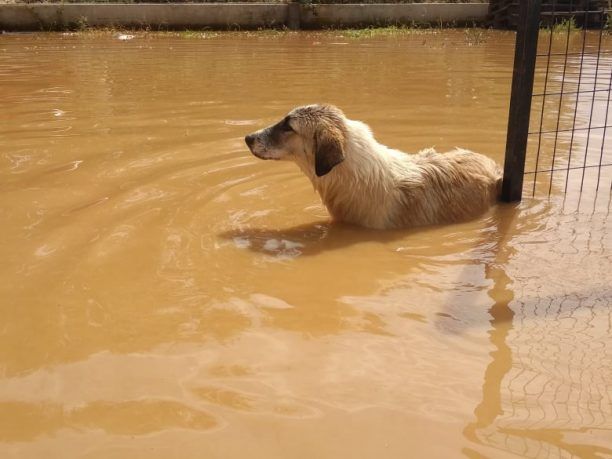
245 133 272 160
244 134 256 149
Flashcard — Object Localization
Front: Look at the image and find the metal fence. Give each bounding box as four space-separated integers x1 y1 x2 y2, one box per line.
501 0 612 202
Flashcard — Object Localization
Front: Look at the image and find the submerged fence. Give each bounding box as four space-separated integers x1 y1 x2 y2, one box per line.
501 0 612 202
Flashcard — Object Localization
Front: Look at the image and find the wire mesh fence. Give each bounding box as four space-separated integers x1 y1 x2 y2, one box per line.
502 0 612 203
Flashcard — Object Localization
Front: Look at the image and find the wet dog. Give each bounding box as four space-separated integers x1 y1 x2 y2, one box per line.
245 104 501 229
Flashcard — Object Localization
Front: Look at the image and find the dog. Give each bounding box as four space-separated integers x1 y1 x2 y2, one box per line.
245 104 501 230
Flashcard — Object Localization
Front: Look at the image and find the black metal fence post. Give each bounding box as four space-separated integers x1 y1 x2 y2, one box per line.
501 0 542 202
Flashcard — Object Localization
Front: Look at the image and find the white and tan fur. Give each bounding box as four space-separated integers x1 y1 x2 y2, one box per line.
245 104 501 230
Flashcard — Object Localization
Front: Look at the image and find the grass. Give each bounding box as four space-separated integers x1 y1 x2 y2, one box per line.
50 25 494 45
545 17 581 34
178 29 220 38
463 26 486 45
318 23 490 40
339 25 434 38
25 16 491 38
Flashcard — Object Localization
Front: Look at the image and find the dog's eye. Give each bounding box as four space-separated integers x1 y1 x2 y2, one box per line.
280 117 294 133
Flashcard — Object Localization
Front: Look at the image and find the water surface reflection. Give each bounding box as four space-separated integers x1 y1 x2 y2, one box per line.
0 31 610 459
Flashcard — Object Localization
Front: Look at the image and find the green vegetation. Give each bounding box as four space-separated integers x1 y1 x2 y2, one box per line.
463 26 486 45
310 23 491 39
177 29 219 38
339 25 435 38
56 25 494 43
545 17 580 34
76 16 89 31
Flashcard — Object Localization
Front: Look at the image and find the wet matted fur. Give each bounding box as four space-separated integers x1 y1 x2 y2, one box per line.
245 104 502 230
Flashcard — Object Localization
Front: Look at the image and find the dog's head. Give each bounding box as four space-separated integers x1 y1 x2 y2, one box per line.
245 104 347 177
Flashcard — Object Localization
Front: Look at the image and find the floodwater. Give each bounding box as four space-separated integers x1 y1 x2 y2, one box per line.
0 30 611 458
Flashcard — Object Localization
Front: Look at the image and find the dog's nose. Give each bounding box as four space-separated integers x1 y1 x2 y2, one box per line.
245 134 255 148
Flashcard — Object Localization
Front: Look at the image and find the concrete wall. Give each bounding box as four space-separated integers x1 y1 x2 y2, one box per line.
0 3 489 31
300 3 488 28
0 3 287 30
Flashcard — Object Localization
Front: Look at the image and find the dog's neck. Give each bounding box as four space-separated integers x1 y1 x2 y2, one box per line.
293 119 404 228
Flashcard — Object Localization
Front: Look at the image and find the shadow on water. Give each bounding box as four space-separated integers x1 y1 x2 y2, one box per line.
216 207 525 260
217 203 551 328
219 221 421 257
214 205 546 341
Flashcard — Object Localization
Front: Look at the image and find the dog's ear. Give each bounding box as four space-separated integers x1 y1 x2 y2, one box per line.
314 121 345 177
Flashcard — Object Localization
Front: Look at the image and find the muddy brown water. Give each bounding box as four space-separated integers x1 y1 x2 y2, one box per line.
0 30 611 458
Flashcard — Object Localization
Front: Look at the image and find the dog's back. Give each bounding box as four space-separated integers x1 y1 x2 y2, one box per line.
392 148 502 228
